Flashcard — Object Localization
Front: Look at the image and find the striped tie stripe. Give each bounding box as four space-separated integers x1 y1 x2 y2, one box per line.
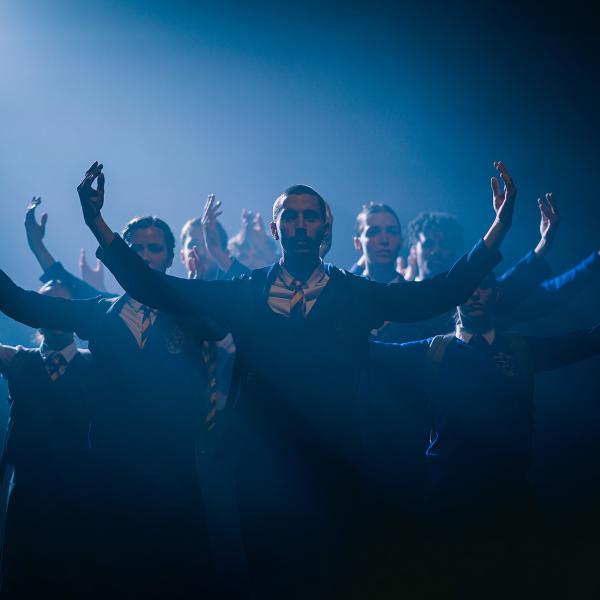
140 306 153 348
289 280 306 319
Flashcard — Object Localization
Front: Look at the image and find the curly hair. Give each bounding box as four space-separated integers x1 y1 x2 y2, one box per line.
406 211 464 250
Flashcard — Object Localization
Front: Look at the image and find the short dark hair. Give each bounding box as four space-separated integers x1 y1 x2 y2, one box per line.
272 185 327 222
122 216 176 261
180 217 228 252
406 211 464 250
354 202 401 236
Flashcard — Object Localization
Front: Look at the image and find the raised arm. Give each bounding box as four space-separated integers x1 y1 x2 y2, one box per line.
24 195 108 299
368 161 516 323
495 192 560 314
24 196 56 272
202 194 233 273
78 163 238 323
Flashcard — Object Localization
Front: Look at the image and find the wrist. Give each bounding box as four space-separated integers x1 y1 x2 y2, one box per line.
534 238 548 258
85 213 102 230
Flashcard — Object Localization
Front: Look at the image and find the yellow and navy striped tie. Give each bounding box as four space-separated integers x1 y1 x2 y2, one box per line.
140 306 153 348
289 280 306 319
45 352 68 382
202 341 219 431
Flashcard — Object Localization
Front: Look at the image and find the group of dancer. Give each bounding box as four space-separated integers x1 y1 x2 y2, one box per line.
0 160 598 598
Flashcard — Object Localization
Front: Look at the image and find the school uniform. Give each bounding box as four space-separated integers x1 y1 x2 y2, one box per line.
94 233 501 597
0 274 222 597
371 325 600 595
0 344 95 598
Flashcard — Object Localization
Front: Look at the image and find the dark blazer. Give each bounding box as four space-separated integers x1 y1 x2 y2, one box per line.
95 235 500 478
0 275 220 591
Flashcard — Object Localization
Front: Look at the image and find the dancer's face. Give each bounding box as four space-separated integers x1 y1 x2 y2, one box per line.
272 194 328 258
128 226 173 273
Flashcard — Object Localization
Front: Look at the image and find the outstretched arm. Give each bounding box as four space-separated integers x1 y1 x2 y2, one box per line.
501 251 600 325
78 163 238 323
369 161 515 324
0 269 99 339
526 323 600 373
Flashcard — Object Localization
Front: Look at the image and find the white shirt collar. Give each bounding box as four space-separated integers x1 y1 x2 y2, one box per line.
455 326 496 345
277 260 326 288
40 340 79 364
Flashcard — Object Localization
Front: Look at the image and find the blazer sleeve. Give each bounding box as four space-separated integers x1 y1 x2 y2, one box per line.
495 251 553 315
97 235 240 325
502 252 600 325
525 323 600 373
39 261 111 300
0 269 102 340
366 238 502 326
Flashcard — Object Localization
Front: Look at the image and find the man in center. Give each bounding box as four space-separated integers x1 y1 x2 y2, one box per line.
79 161 514 597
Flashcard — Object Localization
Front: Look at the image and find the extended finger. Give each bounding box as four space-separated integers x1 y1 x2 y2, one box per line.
96 171 105 193
491 176 501 197
545 192 559 217
40 213 48 228
84 161 98 175
537 197 550 215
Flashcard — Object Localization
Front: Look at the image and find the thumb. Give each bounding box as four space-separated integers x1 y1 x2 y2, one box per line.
95 258 103 274
40 213 48 228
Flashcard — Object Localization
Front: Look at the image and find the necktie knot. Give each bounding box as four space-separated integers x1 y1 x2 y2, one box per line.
45 352 68 381
289 280 306 319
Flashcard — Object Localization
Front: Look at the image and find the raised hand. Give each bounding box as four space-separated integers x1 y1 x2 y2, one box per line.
187 246 202 280
483 160 517 251
534 192 560 258
398 246 417 281
77 161 105 226
239 208 278 264
491 160 517 226
24 196 56 270
79 248 107 291
24 196 47 248
201 194 231 272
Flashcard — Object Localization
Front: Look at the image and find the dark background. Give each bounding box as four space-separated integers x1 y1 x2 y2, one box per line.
1 0 599 557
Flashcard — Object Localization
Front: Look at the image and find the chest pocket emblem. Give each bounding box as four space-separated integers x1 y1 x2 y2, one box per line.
493 352 517 377
165 325 184 354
